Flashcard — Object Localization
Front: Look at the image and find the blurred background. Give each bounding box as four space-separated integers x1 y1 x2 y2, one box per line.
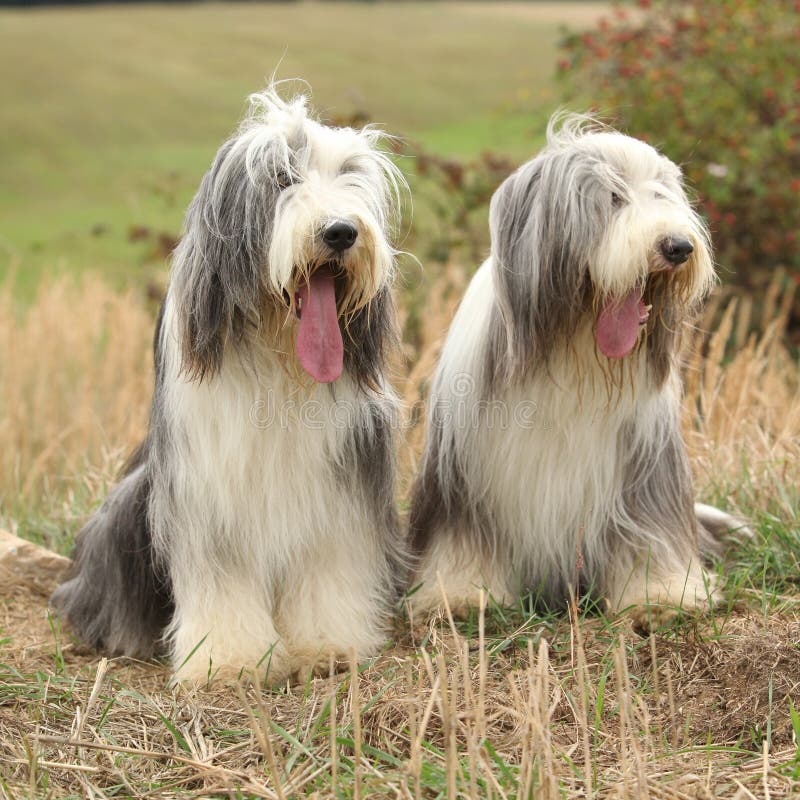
1 0 798 551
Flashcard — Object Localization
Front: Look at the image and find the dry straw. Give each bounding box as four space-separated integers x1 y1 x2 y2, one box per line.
0 274 153 528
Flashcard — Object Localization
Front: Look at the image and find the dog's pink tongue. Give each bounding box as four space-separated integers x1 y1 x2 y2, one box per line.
596 290 645 359
296 267 343 383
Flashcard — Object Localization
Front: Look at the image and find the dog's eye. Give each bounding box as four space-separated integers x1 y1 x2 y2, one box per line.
611 192 624 208
275 169 293 190
339 157 365 176
654 191 665 200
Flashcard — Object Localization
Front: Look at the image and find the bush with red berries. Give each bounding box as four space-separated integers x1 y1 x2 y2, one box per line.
559 0 800 290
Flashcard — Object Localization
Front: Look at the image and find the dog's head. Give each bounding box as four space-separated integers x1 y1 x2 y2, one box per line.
172 85 404 385
489 115 714 382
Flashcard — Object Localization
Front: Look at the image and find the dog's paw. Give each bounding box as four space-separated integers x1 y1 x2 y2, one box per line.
608 562 718 632
290 654 349 686
622 589 715 635
170 653 294 688
625 603 681 634
408 582 513 622
695 502 754 542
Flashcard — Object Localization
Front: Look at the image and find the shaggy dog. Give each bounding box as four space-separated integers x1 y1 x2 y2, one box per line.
409 116 740 627
52 87 407 682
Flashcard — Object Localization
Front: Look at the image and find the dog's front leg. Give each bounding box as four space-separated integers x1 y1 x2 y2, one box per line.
276 533 396 681
167 574 290 686
409 529 515 619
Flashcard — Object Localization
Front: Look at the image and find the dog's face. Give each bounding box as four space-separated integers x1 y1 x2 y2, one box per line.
584 130 715 360
173 88 403 384
489 117 714 377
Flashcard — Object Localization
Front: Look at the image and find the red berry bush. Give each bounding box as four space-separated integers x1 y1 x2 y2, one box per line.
559 0 800 290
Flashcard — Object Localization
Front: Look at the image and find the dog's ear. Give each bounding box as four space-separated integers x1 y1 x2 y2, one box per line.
488 154 593 382
172 138 275 380
489 160 542 379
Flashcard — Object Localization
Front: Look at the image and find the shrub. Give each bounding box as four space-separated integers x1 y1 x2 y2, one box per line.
406 146 516 267
559 0 800 293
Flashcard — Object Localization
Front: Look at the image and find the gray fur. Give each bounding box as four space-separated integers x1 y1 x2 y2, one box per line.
50 451 173 658
487 148 600 386
173 139 277 380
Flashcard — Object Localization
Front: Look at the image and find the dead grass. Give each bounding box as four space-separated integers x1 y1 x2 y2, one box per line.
684 276 800 516
2 582 800 798
1 267 800 798
0 272 153 546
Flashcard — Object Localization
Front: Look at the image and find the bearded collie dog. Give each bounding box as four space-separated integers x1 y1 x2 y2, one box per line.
409 116 745 628
52 86 407 682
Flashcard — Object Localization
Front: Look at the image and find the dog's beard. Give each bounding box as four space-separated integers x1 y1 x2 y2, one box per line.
267 209 394 384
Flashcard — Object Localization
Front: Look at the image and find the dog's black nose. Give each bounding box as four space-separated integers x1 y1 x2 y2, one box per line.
322 221 358 252
659 236 694 266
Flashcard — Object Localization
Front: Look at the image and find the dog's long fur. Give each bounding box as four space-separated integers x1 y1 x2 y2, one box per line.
409 116 736 624
52 87 407 682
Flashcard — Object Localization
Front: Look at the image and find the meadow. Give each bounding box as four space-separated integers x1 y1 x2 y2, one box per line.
1 3 799 798
0 1 603 296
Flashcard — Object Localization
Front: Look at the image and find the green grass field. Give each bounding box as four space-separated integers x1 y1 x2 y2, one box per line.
0 1 603 297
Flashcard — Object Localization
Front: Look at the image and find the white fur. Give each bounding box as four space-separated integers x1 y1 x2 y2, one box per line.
223 91 401 299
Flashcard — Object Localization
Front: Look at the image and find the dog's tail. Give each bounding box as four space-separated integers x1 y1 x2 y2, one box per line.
695 502 754 558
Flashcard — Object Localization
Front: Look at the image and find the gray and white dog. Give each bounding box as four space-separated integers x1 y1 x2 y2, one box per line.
52 86 407 682
409 116 740 626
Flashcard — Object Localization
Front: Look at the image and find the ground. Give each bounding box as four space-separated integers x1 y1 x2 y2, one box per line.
2 567 800 798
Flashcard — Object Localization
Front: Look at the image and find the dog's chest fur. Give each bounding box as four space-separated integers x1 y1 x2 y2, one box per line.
151 296 381 572
478 361 673 582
